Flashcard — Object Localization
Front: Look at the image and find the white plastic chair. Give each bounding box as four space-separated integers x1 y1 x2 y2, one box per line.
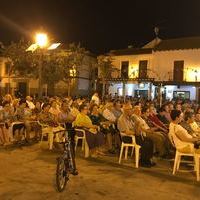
38 121 53 149
74 128 89 158
195 154 200 181
172 150 195 175
38 121 65 150
74 128 85 151
169 131 196 175
10 122 26 142
119 133 141 168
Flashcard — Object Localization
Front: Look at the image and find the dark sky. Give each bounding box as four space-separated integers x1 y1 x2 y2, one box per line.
1 0 200 54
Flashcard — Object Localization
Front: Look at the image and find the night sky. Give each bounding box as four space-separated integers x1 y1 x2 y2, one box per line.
1 0 200 54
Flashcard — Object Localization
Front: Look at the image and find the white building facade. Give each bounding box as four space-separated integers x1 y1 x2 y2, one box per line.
107 36 200 101
0 54 97 98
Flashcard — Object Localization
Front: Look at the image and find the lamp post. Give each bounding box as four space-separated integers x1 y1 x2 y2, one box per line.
68 67 76 96
27 32 60 98
35 33 48 98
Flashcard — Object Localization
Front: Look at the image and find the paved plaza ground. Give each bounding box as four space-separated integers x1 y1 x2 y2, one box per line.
0 143 200 200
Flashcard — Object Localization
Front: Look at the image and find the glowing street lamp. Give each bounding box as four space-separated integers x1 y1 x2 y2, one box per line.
35 33 48 48
26 32 61 98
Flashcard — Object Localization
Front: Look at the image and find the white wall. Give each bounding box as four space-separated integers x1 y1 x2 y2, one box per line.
153 49 200 81
111 54 153 78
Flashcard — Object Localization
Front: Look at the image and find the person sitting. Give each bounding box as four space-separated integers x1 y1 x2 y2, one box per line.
58 101 76 146
32 101 42 117
148 105 168 133
0 101 13 145
180 111 200 138
89 104 113 140
157 106 170 125
12 98 20 113
195 107 200 126
89 104 103 126
70 101 80 119
2 94 13 105
73 104 105 157
29 100 43 141
38 103 64 150
19 99 40 142
169 110 200 154
1 101 14 144
175 103 182 112
102 102 120 153
117 104 154 168
49 100 60 119
162 104 172 123
13 99 27 142
140 107 170 157
112 100 123 119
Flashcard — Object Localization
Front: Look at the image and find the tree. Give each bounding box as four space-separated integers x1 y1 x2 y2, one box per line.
4 39 38 78
97 55 115 97
3 40 87 97
61 43 86 96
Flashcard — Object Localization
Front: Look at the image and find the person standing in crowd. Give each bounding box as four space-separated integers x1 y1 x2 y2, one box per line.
118 104 155 168
91 92 100 106
26 96 35 110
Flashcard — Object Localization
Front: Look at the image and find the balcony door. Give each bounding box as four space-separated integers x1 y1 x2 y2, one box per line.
139 60 148 79
121 61 129 79
173 61 184 81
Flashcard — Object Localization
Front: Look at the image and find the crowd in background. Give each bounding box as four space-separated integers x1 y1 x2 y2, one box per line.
1 92 200 168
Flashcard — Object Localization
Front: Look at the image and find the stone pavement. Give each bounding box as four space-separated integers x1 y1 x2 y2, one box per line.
0 144 200 200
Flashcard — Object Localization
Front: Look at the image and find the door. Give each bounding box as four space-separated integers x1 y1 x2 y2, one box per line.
139 60 148 79
121 61 129 79
173 61 184 81
18 82 27 98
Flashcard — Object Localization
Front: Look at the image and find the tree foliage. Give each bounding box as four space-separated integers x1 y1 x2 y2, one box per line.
3 39 38 77
3 40 87 95
97 55 115 80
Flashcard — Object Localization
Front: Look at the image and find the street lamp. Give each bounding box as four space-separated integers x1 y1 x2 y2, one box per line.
68 66 77 96
35 33 48 48
26 32 61 98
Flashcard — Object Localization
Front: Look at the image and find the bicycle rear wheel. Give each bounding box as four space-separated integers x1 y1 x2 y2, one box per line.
56 157 69 192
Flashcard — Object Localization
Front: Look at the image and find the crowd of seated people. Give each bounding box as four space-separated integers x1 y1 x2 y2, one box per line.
1 93 200 168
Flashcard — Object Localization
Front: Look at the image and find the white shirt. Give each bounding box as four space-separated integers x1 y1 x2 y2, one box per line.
102 108 116 122
91 95 100 105
26 100 35 110
169 123 194 153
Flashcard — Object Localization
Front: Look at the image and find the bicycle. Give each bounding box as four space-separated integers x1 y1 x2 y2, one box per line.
56 129 78 192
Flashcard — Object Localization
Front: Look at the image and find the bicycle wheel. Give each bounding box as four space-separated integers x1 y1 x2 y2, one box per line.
56 157 69 192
